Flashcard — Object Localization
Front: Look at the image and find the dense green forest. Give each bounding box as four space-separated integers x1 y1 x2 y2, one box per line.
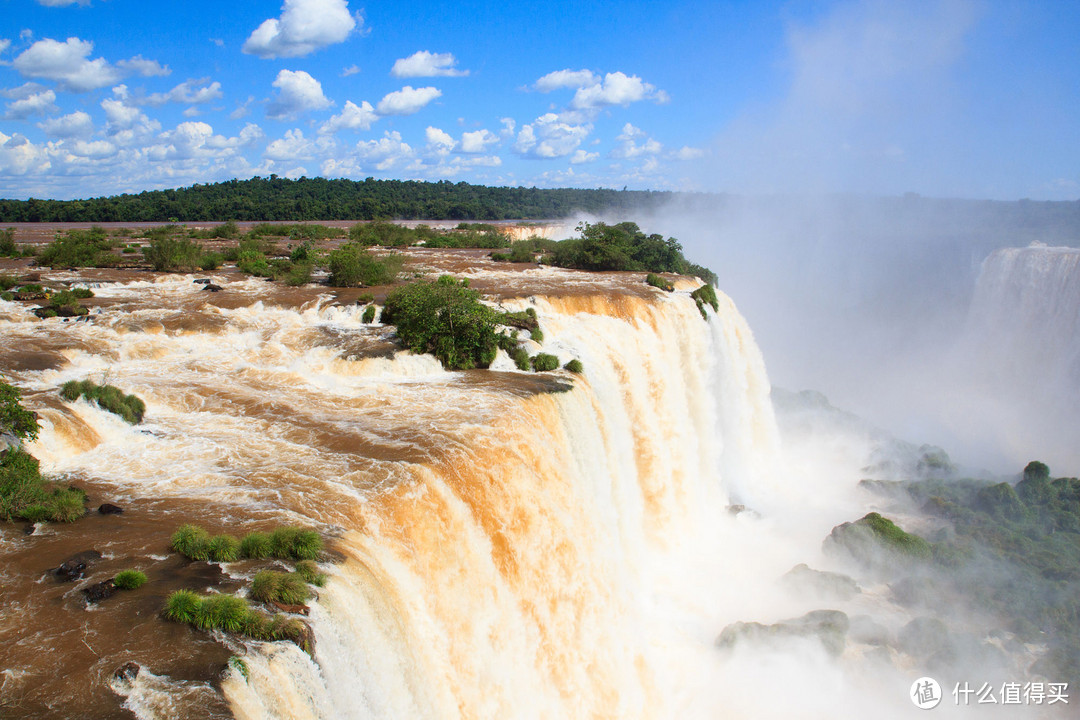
0 176 677 222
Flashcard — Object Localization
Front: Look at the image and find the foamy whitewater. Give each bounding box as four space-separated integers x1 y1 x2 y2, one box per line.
2 270 1044 718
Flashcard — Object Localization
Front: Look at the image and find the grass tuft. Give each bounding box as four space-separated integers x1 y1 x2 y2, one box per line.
250 570 311 605
171 524 211 560
164 590 202 623
206 534 241 563
295 560 327 587
114 569 148 590
239 532 271 559
269 526 323 560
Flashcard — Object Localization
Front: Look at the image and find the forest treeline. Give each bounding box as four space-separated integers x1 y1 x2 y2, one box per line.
0 176 678 222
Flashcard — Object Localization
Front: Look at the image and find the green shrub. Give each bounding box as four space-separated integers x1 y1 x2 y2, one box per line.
250 223 339 241
531 353 559 372
563 359 584 373
362 305 376 323
200 253 223 271
70 287 94 299
250 570 311 605
143 237 204 272
691 284 719 319
38 227 116 268
237 249 271 277
529 327 544 344
38 290 89 318
0 228 17 257
0 450 45 522
289 240 315 262
269 526 323 560
0 292 12 301
114 569 148 590
327 245 403 287
295 560 327 587
382 276 501 370
1 380 39 441
549 222 717 285
206 534 241 562
283 261 313 287
645 273 675 291
240 531 272 559
190 221 240 240
59 380 145 423
358 292 375 304
0 274 19 291
171 524 211 560
510 346 531 371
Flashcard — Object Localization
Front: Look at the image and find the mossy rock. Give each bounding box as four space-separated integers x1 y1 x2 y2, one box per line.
781 563 861 600
717 609 849 657
824 512 932 569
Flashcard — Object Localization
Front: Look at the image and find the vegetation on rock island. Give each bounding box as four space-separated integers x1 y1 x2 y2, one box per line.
1 380 86 523
60 380 146 424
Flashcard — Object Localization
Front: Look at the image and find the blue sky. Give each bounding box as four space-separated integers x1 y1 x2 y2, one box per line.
0 0 1077 200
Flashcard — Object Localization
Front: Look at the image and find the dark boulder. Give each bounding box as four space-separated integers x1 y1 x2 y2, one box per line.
202 284 223 292
98 503 124 515
193 278 212 284
114 662 140 682
82 579 118 604
52 550 102 582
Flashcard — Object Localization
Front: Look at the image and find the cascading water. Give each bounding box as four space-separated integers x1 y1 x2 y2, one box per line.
955 244 1080 469
1 267 792 719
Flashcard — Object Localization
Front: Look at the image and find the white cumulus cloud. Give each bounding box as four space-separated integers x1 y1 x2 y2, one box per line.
4 89 58 119
147 78 223 106
571 149 599 164
116 55 171 77
391 51 468 78
459 129 499 154
0 131 50 175
243 0 360 59
355 130 413 170
12 37 122 91
611 123 662 158
534 69 598 92
319 100 377 134
425 126 456 156
514 113 592 158
571 72 662 110
267 69 332 120
265 128 317 161
376 86 441 116
38 110 94 138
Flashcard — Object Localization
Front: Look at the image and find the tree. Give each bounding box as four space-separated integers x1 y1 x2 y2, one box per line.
382 276 500 370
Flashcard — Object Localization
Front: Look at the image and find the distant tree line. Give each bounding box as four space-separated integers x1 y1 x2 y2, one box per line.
0 176 679 222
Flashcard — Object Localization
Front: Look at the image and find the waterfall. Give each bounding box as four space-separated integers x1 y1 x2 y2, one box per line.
957 244 1080 468
8 273 786 718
